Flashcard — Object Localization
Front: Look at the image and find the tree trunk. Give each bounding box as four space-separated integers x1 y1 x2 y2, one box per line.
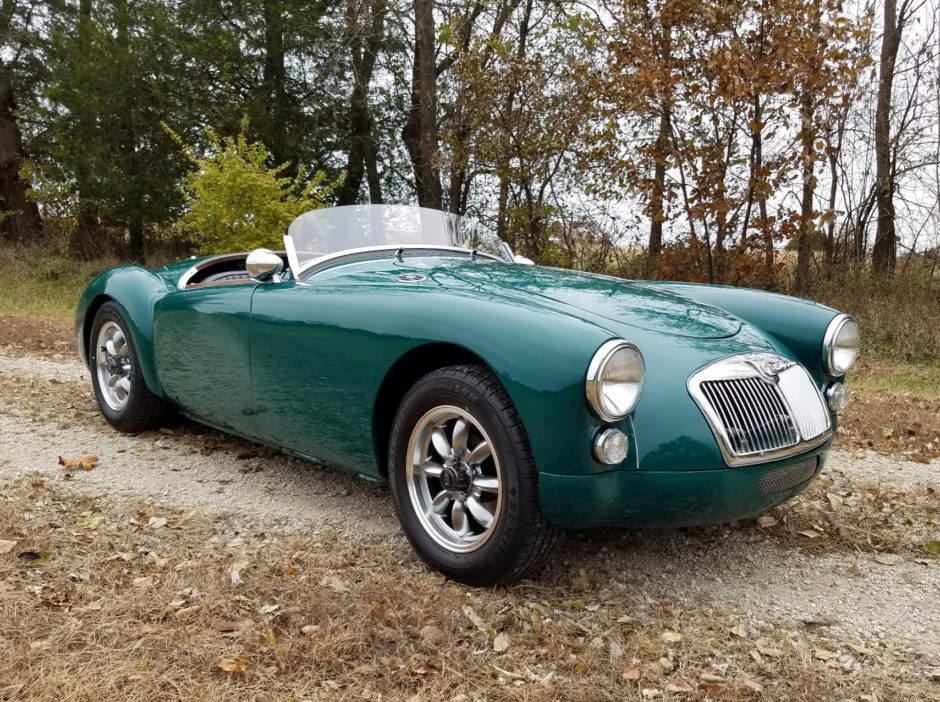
338 0 386 205
0 2 41 243
647 106 670 277
872 0 900 273
402 0 442 209
795 88 816 291
262 0 288 167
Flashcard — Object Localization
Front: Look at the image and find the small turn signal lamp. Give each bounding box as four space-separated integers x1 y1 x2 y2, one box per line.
594 428 629 465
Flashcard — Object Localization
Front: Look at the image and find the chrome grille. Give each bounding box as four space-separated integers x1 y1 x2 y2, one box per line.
689 353 832 466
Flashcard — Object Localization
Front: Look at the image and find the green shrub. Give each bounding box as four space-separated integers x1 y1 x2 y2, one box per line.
170 120 338 255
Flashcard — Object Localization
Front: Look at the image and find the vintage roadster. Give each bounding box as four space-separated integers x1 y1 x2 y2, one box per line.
76 205 859 584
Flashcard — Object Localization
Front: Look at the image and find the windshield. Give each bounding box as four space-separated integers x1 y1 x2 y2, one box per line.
284 205 512 274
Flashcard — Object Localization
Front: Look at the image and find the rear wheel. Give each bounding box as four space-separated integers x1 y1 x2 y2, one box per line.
388 365 562 585
90 301 172 432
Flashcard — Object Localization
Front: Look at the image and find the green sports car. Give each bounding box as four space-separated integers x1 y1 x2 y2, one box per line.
76 205 860 585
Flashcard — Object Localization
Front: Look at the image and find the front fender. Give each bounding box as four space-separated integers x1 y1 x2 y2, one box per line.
76 266 169 397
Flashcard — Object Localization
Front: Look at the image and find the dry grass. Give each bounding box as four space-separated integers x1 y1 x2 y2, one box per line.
751 468 940 558
801 266 940 367
1 474 938 702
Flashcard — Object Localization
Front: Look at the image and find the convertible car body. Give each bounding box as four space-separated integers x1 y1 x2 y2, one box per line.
76 205 859 584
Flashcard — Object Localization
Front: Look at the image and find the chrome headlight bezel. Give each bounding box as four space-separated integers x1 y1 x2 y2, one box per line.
823 314 860 376
585 340 645 422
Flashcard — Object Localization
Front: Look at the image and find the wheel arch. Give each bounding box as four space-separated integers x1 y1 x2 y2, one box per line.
76 266 169 397
372 343 497 479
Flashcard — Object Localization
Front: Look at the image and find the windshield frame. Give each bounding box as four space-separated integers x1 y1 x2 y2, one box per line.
283 205 513 279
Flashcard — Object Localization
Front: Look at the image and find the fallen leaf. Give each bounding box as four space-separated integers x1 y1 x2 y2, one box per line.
58 455 99 471
665 678 693 693
662 631 683 643
826 493 843 509
230 571 243 587
798 530 821 539
214 656 247 677
813 648 835 661
133 576 153 588
462 605 486 630
493 632 511 652
210 618 241 632
0 540 16 554
76 515 105 529
874 554 902 566
148 517 168 529
570 568 590 590
622 663 640 681
730 623 748 638
743 679 765 693
922 541 940 557
910 453 930 465
756 515 777 528
756 644 785 658
319 575 348 593
749 649 762 663
17 550 48 564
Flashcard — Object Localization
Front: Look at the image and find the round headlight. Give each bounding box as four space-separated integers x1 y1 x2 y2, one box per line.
823 314 860 376
586 340 645 422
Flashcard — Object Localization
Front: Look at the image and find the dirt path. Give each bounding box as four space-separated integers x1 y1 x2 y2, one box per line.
1 348 938 662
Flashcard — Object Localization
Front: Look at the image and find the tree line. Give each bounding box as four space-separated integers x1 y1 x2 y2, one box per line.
0 0 937 284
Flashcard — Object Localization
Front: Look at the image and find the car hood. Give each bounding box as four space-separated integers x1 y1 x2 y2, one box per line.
446 262 741 339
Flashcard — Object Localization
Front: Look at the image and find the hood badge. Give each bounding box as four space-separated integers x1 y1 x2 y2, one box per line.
395 273 426 283
740 353 795 384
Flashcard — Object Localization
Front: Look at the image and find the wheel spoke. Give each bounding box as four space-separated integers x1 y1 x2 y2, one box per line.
421 460 444 478
465 495 494 529
106 340 117 356
431 427 452 460
451 501 469 537
466 440 491 466
107 374 119 389
431 490 451 514
113 330 126 353
451 419 469 457
473 475 499 493
118 377 131 395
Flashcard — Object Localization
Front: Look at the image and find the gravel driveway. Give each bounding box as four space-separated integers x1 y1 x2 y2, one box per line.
1 348 938 661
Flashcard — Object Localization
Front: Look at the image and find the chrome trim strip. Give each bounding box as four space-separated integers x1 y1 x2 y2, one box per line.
822 313 858 376
292 243 505 279
688 352 832 467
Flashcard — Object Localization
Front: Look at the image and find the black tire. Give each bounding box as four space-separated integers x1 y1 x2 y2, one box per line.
89 301 173 432
388 364 563 586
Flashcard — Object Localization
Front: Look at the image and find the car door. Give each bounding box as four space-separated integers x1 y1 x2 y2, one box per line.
249 271 418 476
153 282 258 435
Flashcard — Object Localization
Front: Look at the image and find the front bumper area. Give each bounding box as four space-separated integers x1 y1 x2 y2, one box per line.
538 449 826 529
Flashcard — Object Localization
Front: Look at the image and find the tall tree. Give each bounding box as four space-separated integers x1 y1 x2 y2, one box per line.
402 0 442 208
871 0 910 273
337 0 386 205
0 0 42 242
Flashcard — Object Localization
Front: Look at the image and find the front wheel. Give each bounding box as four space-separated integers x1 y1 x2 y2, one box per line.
388 365 562 585
90 301 172 432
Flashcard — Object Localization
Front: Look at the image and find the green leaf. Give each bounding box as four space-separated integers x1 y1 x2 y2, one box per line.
923 541 940 557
